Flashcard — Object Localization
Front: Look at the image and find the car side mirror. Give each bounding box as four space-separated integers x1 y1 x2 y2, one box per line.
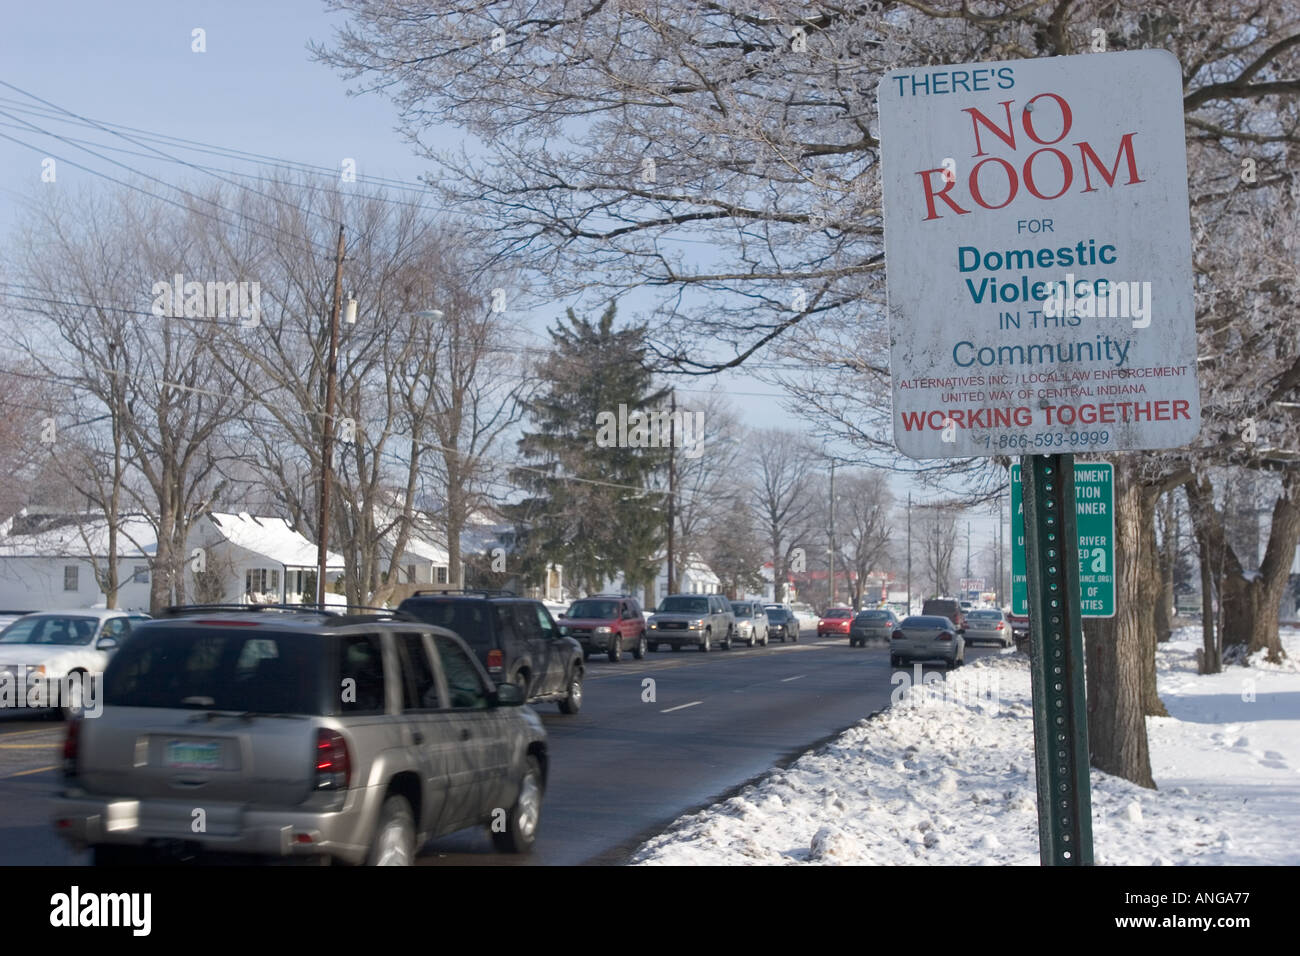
96 636 119 651
494 682 525 707
558 612 567 619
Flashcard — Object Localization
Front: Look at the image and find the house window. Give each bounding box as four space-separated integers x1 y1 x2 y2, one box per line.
407 564 417 584
133 565 149 584
244 568 282 599
435 566 448 585
63 566 78 591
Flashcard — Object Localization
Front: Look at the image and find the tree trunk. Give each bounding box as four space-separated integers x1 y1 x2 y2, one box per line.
1197 518 1220 675
1188 471 1297 665
1157 491 1177 638
1138 494 1169 717
1084 457 1156 789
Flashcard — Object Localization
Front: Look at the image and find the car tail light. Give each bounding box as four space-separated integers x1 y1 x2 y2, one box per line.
486 649 504 672
315 729 350 790
62 718 80 780
995 622 1005 630
886 621 893 627
938 632 953 641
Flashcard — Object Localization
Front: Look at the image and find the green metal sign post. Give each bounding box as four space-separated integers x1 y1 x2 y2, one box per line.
1020 454 1094 865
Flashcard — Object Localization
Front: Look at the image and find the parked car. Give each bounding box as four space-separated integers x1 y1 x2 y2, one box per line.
398 590 584 714
646 594 735 652
890 615 965 669
763 604 799 643
51 604 547 865
1008 611 1030 641
849 608 899 646
963 608 1013 647
559 594 647 662
817 606 854 638
730 601 769 647
0 610 150 719
920 598 966 634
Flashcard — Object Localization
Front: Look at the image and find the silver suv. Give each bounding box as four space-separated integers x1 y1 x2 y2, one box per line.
646 594 735 652
51 605 548 865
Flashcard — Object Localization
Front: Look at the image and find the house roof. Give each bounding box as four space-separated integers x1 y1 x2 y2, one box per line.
378 509 450 565
206 513 344 569
0 510 157 559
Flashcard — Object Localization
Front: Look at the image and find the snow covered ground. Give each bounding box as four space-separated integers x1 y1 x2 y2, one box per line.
632 626 1300 865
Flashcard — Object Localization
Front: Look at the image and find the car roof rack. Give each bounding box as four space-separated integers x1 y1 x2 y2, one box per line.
407 587 517 598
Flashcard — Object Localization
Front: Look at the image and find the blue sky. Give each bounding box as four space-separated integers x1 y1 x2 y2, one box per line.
0 0 1001 557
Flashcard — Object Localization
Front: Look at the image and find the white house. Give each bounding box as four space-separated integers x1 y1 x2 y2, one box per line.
377 510 454 588
0 509 156 611
185 512 345 605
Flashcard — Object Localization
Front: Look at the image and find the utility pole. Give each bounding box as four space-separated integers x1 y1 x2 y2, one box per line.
828 459 836 606
316 224 346 606
906 491 912 614
965 520 972 597
666 388 676 597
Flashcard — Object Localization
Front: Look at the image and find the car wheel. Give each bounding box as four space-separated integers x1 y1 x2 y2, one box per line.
633 634 647 659
722 626 733 649
61 670 88 721
608 636 622 663
700 630 711 652
747 634 755 648
492 755 543 853
558 667 583 714
513 672 530 699
366 795 415 866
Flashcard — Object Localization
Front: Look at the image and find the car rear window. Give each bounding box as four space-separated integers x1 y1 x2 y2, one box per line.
856 611 891 620
823 609 851 618
969 611 1003 621
399 600 493 649
900 616 953 630
103 626 327 714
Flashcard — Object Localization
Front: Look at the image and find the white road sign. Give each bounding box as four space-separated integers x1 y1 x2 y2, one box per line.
878 50 1199 459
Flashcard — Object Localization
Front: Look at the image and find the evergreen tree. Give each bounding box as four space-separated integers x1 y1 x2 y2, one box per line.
510 303 669 595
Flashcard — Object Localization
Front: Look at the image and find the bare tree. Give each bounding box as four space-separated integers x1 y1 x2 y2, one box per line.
752 428 817 604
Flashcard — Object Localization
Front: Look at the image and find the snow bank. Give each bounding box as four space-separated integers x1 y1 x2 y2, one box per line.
632 627 1300 865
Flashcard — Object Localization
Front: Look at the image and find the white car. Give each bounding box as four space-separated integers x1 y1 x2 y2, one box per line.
789 603 819 633
0 610 149 719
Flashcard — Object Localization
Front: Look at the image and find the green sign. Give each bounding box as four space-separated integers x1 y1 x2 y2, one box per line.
1011 462 1114 617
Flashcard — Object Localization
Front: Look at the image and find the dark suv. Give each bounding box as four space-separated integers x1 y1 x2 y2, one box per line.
559 594 647 662
921 598 966 634
52 604 548 865
397 590 585 714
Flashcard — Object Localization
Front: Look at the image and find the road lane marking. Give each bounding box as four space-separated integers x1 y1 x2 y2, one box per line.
780 674 806 682
660 701 702 713
0 743 58 749
0 764 56 779
0 727 61 739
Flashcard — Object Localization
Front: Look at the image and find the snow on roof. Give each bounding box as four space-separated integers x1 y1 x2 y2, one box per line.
0 510 156 559
207 512 343 569
376 508 450 565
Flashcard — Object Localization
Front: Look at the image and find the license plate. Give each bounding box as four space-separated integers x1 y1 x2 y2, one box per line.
164 740 221 770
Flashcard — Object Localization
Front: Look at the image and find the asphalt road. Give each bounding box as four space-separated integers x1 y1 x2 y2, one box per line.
0 631 1003 866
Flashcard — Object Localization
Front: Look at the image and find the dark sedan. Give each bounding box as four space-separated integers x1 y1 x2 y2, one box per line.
763 605 799 643
849 608 898 646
